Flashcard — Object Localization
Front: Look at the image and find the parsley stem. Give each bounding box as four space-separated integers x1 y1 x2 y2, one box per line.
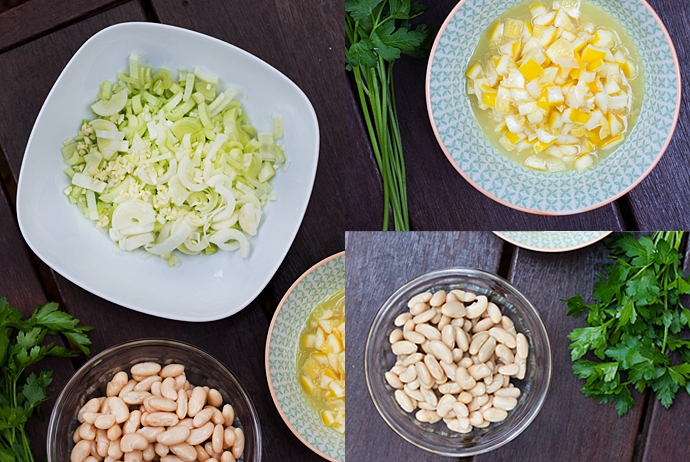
345 0 429 230
662 271 669 353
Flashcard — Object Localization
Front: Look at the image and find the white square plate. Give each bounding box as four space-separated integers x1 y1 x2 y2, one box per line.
16 22 319 321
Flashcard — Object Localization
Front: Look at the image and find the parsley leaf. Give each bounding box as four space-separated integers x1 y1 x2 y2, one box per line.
0 298 91 462
566 232 690 415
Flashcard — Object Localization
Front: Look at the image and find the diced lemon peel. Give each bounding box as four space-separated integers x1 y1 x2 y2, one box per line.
297 289 345 434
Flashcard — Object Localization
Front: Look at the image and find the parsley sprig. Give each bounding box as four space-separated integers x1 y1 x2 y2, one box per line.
345 0 432 231
0 298 92 462
565 232 690 416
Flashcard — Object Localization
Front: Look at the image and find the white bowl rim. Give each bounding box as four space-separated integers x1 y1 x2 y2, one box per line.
16 22 320 322
46 337 262 462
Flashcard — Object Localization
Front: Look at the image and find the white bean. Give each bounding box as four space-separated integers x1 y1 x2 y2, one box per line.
187 421 214 445
428 340 453 364
388 288 530 436
489 327 517 348
131 362 162 377
160 364 185 378
483 407 508 422
493 396 518 411
391 340 417 356
415 324 441 341
516 333 529 359
71 440 92 462
430 290 447 307
441 301 466 318
156 425 190 446
407 292 432 307
231 428 244 459
409 301 429 316
187 387 207 417
466 296 488 319
412 309 436 324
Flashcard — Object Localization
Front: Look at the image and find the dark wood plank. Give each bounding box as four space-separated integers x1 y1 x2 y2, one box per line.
344 1 627 231
626 0 690 230
639 236 690 461
0 1 342 459
345 231 505 462
0 0 122 53
0 163 77 462
0 3 147 461
149 0 345 304
478 240 643 461
0 1 147 182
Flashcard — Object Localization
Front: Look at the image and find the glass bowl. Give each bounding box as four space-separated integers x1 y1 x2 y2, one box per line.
47 338 261 461
365 268 551 456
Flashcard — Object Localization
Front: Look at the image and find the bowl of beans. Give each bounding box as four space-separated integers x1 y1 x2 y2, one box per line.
365 268 551 456
47 338 260 462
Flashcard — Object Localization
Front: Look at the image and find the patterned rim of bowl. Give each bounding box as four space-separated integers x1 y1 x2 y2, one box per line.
493 231 612 252
426 0 681 215
265 251 345 462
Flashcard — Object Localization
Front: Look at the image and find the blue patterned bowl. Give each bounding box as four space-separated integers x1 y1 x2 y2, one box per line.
426 0 680 215
265 252 345 461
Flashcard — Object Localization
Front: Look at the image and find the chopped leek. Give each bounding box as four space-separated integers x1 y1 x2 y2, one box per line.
62 54 285 264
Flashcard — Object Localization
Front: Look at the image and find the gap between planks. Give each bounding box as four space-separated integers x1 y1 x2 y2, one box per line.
0 0 133 54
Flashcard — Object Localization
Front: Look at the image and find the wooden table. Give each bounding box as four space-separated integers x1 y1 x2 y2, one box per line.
346 0 690 231
0 0 342 460
346 231 690 462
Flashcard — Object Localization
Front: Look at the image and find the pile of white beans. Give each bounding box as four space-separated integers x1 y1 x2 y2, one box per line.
385 289 529 434
70 362 245 462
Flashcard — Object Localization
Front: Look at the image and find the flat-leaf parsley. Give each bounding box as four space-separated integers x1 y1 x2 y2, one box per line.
0 298 91 462
565 232 690 416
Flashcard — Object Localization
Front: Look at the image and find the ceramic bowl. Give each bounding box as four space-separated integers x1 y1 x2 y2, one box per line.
265 252 345 461
493 231 611 252
427 0 680 215
16 22 319 321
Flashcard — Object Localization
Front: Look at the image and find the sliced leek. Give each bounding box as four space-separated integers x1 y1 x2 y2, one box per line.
62 55 285 264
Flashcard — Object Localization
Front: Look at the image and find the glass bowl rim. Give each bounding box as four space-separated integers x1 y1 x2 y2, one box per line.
364 267 552 456
46 337 262 461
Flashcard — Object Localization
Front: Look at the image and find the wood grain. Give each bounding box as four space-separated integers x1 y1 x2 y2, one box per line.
345 231 505 462
626 0 690 230
478 242 644 461
0 2 147 183
0 0 123 53
0 0 344 459
345 0 687 230
0 170 79 462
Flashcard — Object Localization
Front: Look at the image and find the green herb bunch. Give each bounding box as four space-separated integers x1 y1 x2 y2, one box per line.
345 0 432 231
0 298 92 462
566 232 690 416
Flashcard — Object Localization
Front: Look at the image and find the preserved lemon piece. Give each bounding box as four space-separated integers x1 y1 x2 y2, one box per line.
465 0 640 173
297 288 345 434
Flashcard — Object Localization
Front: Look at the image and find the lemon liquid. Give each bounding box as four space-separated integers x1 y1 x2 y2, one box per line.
296 287 345 431
467 0 645 170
